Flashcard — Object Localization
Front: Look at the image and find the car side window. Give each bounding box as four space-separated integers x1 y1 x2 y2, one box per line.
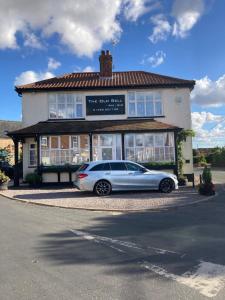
102 163 111 171
125 162 144 172
110 162 127 171
90 163 104 171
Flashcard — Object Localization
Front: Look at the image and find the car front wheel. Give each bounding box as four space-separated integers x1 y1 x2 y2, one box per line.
159 178 174 193
94 180 112 196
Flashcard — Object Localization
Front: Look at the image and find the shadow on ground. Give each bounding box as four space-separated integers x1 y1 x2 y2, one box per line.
35 183 225 278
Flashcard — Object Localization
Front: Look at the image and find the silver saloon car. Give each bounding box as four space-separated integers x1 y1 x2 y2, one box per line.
74 160 178 196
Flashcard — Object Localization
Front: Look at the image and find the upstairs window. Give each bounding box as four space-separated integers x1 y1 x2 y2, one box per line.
49 94 83 119
128 92 163 117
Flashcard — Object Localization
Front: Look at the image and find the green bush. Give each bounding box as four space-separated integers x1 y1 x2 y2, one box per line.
0 170 10 184
199 166 215 196
25 173 42 187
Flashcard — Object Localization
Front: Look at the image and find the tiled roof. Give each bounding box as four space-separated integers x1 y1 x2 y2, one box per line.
8 119 180 137
0 120 22 138
15 71 195 94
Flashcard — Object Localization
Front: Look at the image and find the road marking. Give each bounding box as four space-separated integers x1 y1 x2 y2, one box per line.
70 229 225 298
142 261 225 298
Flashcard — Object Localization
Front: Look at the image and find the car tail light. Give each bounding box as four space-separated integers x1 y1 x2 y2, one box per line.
78 173 88 179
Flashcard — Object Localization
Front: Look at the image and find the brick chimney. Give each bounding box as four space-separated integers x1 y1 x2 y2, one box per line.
99 50 112 78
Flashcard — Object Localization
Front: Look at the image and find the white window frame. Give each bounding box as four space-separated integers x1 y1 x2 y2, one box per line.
48 93 84 119
29 143 37 167
127 91 163 117
40 135 89 165
125 132 175 163
92 134 122 161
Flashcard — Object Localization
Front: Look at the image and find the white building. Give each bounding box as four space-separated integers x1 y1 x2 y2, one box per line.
9 50 195 185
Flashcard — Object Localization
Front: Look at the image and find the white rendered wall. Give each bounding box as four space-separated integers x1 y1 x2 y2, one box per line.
22 87 193 179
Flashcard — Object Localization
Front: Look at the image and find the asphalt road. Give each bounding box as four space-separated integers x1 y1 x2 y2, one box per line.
0 172 224 300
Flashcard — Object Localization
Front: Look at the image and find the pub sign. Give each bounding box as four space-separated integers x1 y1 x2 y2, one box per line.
86 95 125 115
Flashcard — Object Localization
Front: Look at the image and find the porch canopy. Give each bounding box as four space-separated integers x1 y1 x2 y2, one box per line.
8 118 180 138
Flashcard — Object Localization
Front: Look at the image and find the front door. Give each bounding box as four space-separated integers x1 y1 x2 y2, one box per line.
92 134 122 161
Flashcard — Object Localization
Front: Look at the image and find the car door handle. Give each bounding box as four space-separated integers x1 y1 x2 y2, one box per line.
105 172 111 175
128 172 133 175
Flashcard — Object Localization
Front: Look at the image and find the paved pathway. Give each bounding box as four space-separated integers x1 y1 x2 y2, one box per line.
1 185 213 211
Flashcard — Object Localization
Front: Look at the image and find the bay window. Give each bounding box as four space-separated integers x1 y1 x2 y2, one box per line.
41 135 89 165
49 93 83 119
128 91 163 117
125 132 175 163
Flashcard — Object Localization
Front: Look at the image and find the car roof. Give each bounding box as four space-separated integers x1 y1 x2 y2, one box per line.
87 160 138 166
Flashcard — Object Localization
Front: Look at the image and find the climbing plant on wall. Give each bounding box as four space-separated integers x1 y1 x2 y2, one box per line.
176 129 195 176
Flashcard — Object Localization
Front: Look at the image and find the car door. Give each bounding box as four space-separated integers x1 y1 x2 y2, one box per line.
125 162 157 190
109 162 130 189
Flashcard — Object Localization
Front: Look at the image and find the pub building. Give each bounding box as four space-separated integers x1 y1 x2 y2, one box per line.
8 50 195 186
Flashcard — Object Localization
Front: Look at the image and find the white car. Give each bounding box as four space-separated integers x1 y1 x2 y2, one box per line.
74 160 178 196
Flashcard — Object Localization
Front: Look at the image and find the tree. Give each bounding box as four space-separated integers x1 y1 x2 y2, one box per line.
0 146 11 164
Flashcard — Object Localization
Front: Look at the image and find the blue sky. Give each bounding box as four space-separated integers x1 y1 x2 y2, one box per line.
0 0 224 148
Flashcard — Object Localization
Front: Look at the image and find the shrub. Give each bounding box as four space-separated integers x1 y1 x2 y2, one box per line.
178 175 187 186
25 173 42 187
0 170 10 184
198 167 215 196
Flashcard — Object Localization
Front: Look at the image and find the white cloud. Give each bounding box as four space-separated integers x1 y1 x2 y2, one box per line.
148 50 166 67
192 111 225 147
149 14 171 43
149 0 205 44
123 0 159 22
141 50 166 67
0 0 152 57
172 0 205 38
82 66 95 72
23 32 43 49
15 70 54 85
47 57 61 71
191 75 225 107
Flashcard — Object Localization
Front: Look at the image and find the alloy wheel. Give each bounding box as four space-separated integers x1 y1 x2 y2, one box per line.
159 178 173 193
95 180 111 196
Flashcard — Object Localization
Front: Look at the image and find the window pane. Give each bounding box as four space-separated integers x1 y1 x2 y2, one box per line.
155 101 162 115
128 92 135 101
128 102 135 116
51 137 59 149
100 135 113 146
155 135 164 147
146 101 154 116
49 95 57 118
137 102 145 116
125 134 134 147
61 136 69 149
136 93 145 101
145 134 154 147
102 148 112 160
135 134 143 146
110 162 127 171
76 95 82 103
165 133 174 147
146 93 153 101
125 148 135 160
76 103 83 117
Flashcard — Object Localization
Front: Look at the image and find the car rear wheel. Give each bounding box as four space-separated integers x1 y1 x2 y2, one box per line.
94 180 112 196
159 178 174 193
